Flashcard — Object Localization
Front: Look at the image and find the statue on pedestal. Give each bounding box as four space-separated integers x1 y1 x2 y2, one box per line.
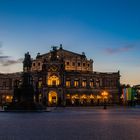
6 52 45 111
23 52 32 72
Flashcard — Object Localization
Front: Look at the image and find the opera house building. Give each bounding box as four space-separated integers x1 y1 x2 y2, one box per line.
0 45 120 106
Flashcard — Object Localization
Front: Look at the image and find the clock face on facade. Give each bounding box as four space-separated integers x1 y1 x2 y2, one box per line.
49 65 58 72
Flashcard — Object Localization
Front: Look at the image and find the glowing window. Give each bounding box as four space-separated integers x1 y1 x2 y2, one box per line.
74 80 79 87
66 81 70 87
90 81 94 87
48 75 60 86
48 91 57 104
82 81 86 87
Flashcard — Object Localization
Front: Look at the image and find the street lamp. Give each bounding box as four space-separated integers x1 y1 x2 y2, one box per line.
101 91 108 109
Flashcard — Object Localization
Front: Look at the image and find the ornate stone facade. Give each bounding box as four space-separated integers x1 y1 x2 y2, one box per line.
0 45 120 106
31 45 120 106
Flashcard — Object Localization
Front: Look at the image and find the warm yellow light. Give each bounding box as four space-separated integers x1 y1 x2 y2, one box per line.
48 75 60 86
48 91 57 104
101 91 109 100
5 95 13 102
97 95 101 99
74 81 79 87
72 94 79 99
66 81 70 87
101 91 108 96
90 81 94 87
81 94 86 99
6 96 10 100
90 94 94 99
66 94 70 99
82 81 86 87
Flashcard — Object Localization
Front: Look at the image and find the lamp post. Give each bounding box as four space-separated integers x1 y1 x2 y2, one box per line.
101 91 108 109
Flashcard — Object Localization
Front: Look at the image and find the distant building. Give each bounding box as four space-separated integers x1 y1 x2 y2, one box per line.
120 86 137 106
0 45 120 106
133 85 140 104
0 73 21 104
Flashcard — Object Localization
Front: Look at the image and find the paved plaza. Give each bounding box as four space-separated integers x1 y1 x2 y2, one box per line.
0 107 140 140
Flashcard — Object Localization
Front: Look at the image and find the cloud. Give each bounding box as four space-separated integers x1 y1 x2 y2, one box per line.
0 56 9 59
0 41 23 66
104 44 135 55
0 58 23 66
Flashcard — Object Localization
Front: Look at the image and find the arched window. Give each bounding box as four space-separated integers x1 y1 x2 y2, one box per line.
48 75 60 86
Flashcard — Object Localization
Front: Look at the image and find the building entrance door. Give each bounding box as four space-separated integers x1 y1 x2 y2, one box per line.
48 91 58 106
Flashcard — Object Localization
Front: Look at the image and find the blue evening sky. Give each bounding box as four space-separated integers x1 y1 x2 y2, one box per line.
0 0 140 85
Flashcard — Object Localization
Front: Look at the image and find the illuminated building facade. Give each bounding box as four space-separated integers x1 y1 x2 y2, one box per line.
31 45 120 106
0 45 120 106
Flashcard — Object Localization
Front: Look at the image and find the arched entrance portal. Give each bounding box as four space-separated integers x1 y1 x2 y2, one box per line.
48 91 58 106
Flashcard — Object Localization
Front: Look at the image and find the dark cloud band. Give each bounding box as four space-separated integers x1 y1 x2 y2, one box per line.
104 44 134 55
0 58 23 66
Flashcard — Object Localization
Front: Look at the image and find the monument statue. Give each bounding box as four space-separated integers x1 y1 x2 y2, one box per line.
23 52 32 72
5 52 45 111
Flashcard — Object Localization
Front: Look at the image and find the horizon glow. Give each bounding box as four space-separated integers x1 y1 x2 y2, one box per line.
0 0 140 85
